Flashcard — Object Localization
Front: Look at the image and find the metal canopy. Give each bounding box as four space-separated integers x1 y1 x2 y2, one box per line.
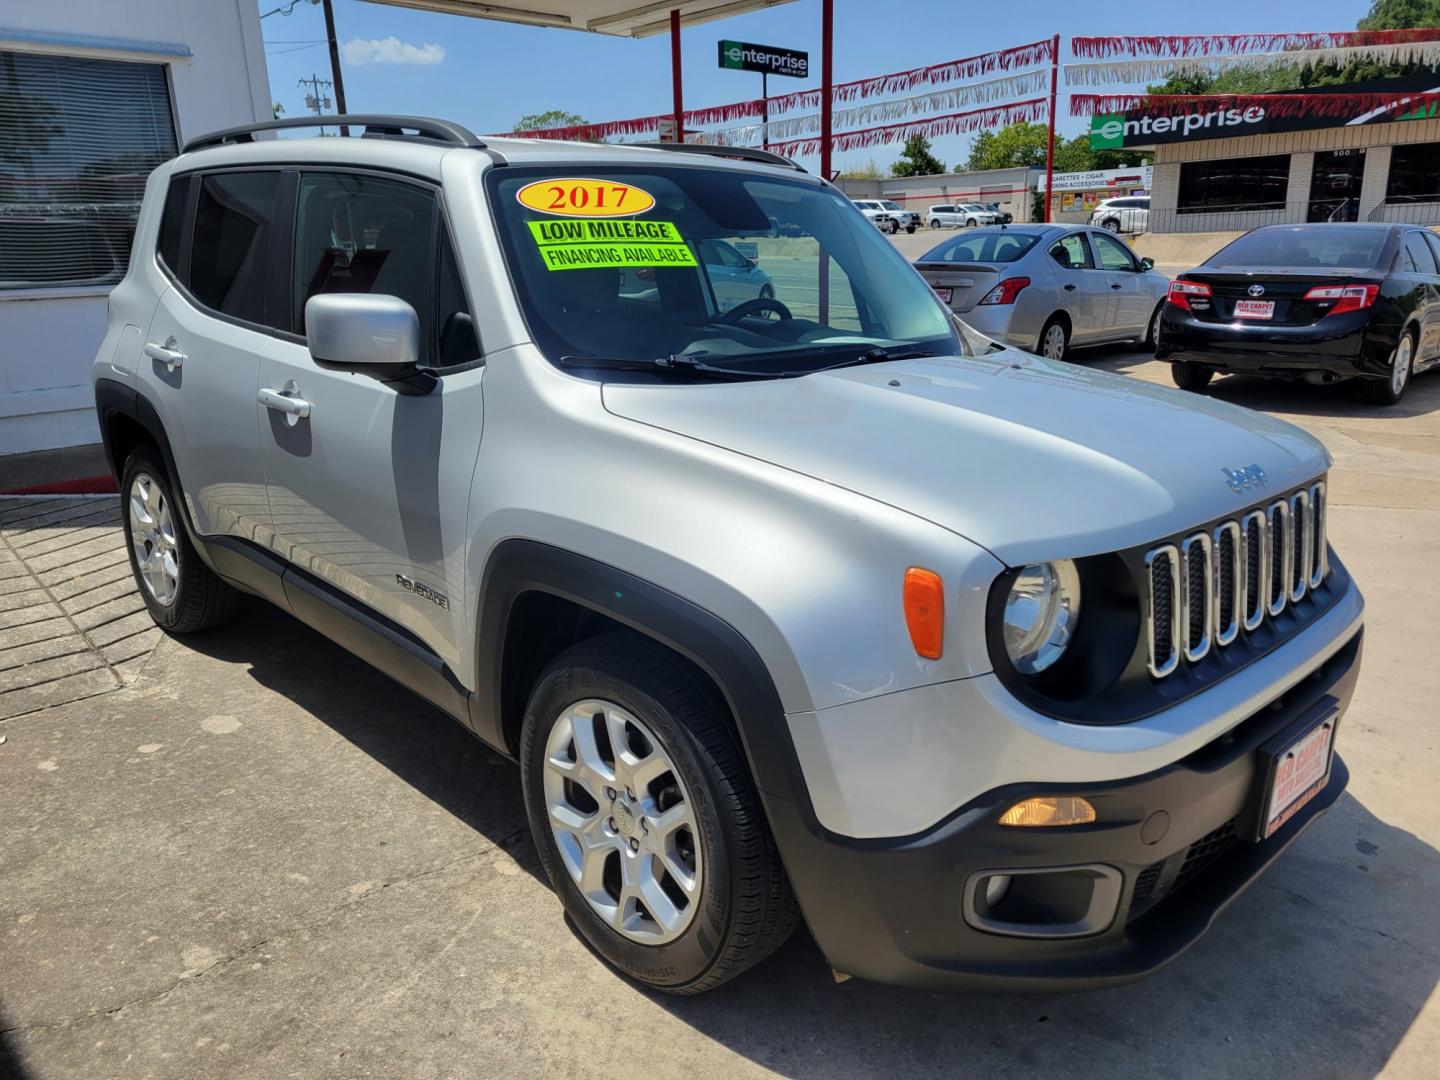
358 0 798 38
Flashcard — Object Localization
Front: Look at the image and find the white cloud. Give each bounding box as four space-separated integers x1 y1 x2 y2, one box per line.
340 36 445 66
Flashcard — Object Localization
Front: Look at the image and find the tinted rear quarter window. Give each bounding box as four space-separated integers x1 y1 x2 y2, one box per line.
1403 232 1437 274
157 174 192 278
189 171 282 325
924 233 1038 263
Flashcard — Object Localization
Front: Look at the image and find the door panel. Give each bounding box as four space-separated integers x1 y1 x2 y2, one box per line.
1047 233 1107 341
1091 230 1151 337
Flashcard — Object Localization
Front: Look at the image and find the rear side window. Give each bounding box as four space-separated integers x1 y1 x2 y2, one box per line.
1423 231 1440 272
1403 232 1437 274
1050 233 1093 269
292 172 438 344
921 232 1039 263
189 171 282 325
156 175 192 277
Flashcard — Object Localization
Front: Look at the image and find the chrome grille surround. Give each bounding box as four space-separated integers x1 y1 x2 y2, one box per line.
1144 544 1181 679
1145 482 1329 680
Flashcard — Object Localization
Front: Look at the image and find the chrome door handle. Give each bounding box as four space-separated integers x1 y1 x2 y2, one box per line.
258 387 312 423
144 338 186 372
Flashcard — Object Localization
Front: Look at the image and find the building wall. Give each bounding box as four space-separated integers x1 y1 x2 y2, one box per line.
1149 116 1440 234
1 1 271 455
838 167 1040 222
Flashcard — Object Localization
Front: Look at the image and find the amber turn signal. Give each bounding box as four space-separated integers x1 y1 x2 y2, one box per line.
903 567 944 660
998 796 1097 827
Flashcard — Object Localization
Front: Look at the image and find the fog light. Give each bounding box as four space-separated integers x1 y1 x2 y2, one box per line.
998 796 1096 827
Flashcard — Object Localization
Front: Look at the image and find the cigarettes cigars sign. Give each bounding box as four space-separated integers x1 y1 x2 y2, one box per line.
718 40 809 79
1090 75 1440 150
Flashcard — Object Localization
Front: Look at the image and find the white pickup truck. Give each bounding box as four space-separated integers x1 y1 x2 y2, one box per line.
851 198 920 234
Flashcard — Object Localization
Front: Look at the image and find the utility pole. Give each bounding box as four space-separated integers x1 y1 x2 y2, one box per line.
322 0 349 135
298 74 334 131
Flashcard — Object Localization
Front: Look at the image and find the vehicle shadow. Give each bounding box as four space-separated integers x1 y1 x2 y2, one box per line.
1089 352 1440 421
177 606 1437 1080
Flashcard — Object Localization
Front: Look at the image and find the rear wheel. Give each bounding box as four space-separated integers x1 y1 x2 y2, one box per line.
1037 317 1069 361
121 448 239 633
1357 331 1413 405
520 634 798 994
1171 362 1215 391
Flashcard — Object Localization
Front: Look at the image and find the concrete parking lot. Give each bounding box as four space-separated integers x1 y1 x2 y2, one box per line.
2 322 1439 1075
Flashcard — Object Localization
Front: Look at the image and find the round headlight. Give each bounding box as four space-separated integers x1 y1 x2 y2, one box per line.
1002 560 1081 675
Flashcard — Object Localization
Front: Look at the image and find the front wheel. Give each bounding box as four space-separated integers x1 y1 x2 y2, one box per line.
965 218 978 228
906 224 917 234
1171 361 1215 391
1101 218 1121 233
929 218 941 229
1137 302 1165 352
520 635 798 994
1357 332 1413 405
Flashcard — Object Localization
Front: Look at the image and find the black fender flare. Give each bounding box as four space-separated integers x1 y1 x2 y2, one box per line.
471 538 809 809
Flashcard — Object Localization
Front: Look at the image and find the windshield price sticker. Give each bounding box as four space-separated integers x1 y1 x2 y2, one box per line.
517 178 656 218
528 219 697 271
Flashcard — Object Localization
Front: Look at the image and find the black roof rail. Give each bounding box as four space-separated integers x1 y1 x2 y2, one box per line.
628 142 806 174
183 115 488 154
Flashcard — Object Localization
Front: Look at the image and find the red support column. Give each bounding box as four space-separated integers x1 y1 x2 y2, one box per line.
820 0 834 180
670 10 684 143
1044 33 1059 223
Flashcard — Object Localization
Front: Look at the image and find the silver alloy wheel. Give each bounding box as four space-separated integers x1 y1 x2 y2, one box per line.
1042 323 1067 360
1149 305 1162 348
1392 334 1413 397
128 472 179 606
543 698 702 945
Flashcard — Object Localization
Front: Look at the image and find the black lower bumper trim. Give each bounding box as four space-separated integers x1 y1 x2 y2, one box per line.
764 629 1362 992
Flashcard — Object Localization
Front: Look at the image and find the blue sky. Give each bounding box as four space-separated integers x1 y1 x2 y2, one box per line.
260 0 1373 171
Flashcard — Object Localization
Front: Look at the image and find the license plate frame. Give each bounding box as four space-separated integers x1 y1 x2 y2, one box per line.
1234 299 1275 320
1255 709 1339 841
932 286 953 304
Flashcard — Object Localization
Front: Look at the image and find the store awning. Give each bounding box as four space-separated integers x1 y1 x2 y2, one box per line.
358 0 798 38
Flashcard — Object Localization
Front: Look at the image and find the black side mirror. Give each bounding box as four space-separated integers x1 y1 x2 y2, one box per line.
1140 257 1155 272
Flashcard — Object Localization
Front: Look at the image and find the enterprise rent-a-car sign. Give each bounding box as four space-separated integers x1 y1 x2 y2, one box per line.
1090 75 1440 149
718 40 809 78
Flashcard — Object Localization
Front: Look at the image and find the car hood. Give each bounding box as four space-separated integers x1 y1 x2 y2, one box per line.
601 350 1329 565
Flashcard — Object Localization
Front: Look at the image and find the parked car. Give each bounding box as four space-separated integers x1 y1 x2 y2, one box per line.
851 198 919 233
915 224 1171 360
96 117 1362 997
1090 196 1150 234
982 201 1014 225
928 202 1003 229
1157 222 1440 405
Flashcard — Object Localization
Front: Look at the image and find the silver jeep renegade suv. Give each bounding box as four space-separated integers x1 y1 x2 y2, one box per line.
94 116 1364 995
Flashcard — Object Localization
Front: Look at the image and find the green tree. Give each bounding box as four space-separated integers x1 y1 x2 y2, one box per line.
837 156 883 179
1359 0 1440 29
513 109 587 132
890 134 945 176
969 126 1148 174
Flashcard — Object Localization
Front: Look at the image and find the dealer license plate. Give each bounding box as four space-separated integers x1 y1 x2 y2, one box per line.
931 286 953 304
1234 299 1275 320
1261 716 1336 839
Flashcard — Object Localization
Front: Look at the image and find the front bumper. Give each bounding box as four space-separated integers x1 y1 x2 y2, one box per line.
1155 308 1391 379
765 627 1362 992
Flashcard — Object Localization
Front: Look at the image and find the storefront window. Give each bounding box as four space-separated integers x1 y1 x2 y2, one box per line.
1177 155 1290 214
0 51 178 290
1386 143 1440 204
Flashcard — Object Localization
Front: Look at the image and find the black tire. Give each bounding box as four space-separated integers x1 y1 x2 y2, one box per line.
1101 218 1121 233
120 447 239 634
1036 316 1069 361
885 218 899 234
1171 362 1215 391
965 218 978 228
1137 301 1165 352
759 284 774 300
1356 330 1414 406
520 634 799 995
929 218 941 229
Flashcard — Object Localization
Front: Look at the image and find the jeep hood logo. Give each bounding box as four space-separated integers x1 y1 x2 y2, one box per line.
1222 464 1267 493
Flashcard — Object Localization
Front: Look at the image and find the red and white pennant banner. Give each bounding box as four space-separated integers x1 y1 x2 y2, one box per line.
694 71 1051 146
769 98 1049 158
1071 91 1440 117
500 39 1056 140
1066 41 1440 86
1072 28 1440 58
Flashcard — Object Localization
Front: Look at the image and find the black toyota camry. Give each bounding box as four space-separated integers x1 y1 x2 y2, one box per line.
1157 223 1440 405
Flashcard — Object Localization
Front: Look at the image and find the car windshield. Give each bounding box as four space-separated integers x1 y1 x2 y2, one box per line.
487 165 962 378
879 201 902 211
919 231 1039 264
1210 226 1387 269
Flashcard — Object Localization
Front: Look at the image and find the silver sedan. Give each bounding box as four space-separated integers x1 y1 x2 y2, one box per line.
913 224 1171 361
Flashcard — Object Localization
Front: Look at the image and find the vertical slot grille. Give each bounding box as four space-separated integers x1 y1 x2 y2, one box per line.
1145 545 1180 678
1144 481 1327 680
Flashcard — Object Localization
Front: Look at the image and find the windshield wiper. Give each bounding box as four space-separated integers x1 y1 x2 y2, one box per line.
558 354 782 380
